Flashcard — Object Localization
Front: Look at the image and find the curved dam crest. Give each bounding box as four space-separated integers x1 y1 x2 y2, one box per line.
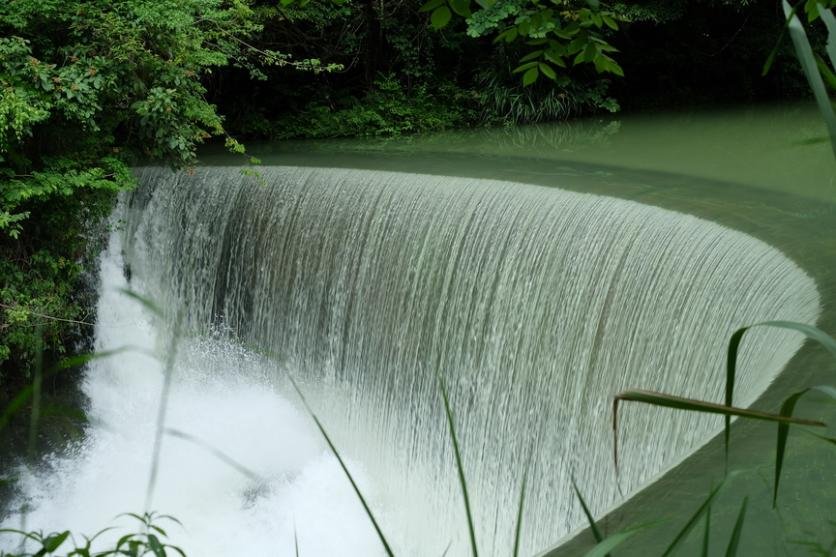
14 166 821 556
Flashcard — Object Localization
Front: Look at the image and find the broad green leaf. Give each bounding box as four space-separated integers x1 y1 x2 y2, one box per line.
512 61 539 74
431 6 452 29
602 14 619 30
520 50 544 62
420 0 445 12
450 0 471 17
494 27 518 43
539 62 557 80
567 37 586 55
522 67 539 86
544 51 567 67
43 530 70 553
147 534 165 557
553 27 579 40
805 0 821 22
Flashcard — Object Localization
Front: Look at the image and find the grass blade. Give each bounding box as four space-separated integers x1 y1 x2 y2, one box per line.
144 313 183 513
661 479 728 556
613 320 835 474
803 429 836 446
287 375 394 557
437 374 478 557
774 389 807 508
762 1 802 75
612 389 825 473
782 0 836 157
583 523 657 557
511 450 531 557
724 328 746 470
614 391 825 425
725 321 836 472
701 501 711 557
820 6 836 70
27 328 44 461
572 476 604 544
724 497 748 557
119 287 164 317
0 346 139 433
164 428 264 483
774 384 836 507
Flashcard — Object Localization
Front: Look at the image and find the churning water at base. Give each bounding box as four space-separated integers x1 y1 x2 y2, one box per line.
9 166 821 556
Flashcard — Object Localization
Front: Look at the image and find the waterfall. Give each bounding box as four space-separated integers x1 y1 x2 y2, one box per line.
10 166 820 556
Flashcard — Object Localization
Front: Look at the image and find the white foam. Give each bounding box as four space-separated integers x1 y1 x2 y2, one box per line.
6 233 387 556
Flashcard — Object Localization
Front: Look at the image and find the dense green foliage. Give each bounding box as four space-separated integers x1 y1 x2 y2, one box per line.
218 0 833 142
0 0 286 387
1 0 833 421
0 1 834 553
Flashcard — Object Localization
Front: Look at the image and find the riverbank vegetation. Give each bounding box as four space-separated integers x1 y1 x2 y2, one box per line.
1 0 836 554
1 0 832 393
